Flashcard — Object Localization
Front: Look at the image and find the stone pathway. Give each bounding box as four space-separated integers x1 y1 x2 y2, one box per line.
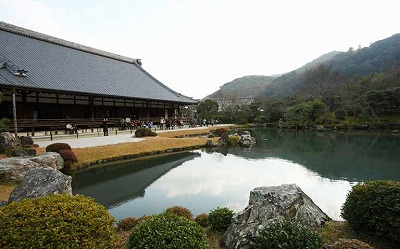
34 125 229 148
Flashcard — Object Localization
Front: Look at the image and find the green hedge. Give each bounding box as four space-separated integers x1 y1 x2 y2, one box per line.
341 180 400 242
208 207 234 232
0 194 116 248
127 213 207 249
252 220 322 249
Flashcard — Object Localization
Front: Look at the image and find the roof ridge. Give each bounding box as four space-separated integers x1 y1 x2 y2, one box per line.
0 21 140 65
132 63 194 101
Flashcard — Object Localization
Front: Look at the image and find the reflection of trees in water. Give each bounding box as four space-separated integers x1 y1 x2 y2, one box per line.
223 129 400 181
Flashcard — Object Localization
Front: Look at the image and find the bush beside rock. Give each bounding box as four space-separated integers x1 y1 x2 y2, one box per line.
0 194 116 248
253 220 323 249
341 180 400 242
127 213 206 249
208 207 235 232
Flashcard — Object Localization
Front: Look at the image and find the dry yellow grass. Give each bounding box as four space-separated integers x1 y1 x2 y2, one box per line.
0 182 17 202
158 126 230 138
73 136 217 166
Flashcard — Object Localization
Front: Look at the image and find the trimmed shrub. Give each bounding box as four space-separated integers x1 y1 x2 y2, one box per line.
252 220 323 249
226 135 240 146
45 142 72 153
0 194 116 248
165 206 193 219
58 149 78 165
213 128 228 137
116 217 138 232
136 215 152 224
195 213 209 227
341 180 400 242
208 207 234 232
126 213 207 249
135 128 157 137
332 239 374 249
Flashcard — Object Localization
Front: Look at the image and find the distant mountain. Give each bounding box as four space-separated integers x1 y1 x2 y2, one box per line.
203 51 340 100
264 33 400 97
203 75 277 100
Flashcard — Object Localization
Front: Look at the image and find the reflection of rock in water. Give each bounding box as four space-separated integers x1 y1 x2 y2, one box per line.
72 152 200 208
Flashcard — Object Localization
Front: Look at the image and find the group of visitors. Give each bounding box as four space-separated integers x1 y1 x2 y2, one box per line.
159 117 184 130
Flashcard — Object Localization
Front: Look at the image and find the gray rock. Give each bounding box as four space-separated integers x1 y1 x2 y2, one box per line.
30 152 64 170
205 139 214 147
221 184 331 249
239 131 256 147
0 132 21 153
0 158 41 181
25 148 37 156
10 149 29 157
20 136 34 147
0 200 7 207
8 168 72 203
0 152 64 181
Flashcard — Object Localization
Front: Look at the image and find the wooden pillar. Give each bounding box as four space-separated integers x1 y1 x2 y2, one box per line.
12 88 18 137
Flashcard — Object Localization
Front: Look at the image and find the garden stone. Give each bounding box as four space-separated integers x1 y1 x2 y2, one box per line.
239 131 256 147
25 148 37 156
0 152 64 181
221 184 331 249
30 152 64 170
205 139 214 147
0 132 21 153
8 168 72 203
0 158 41 181
11 149 29 157
218 132 229 146
19 136 34 147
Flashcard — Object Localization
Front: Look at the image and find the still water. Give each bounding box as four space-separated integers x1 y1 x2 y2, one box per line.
72 129 400 221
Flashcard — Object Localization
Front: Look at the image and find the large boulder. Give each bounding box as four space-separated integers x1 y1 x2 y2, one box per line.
30 152 64 170
0 158 41 181
8 167 72 203
0 153 64 181
239 131 256 147
221 184 331 249
0 132 21 153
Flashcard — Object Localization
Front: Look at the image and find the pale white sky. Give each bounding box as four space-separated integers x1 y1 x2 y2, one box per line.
1 0 399 99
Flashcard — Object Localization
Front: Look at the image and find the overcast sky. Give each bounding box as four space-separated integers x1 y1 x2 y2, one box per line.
1 0 399 99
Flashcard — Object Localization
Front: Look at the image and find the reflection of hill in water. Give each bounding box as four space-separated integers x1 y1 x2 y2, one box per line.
209 129 400 181
72 152 200 208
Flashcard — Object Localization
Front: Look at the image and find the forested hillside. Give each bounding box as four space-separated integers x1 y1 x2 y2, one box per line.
204 75 276 100
197 33 400 128
264 33 400 98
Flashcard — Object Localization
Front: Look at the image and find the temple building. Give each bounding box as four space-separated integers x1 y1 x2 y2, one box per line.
0 22 196 132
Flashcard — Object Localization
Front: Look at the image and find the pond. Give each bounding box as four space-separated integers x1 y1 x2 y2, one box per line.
72 129 400 221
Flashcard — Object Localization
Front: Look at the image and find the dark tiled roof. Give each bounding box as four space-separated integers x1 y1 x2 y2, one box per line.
0 22 196 104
